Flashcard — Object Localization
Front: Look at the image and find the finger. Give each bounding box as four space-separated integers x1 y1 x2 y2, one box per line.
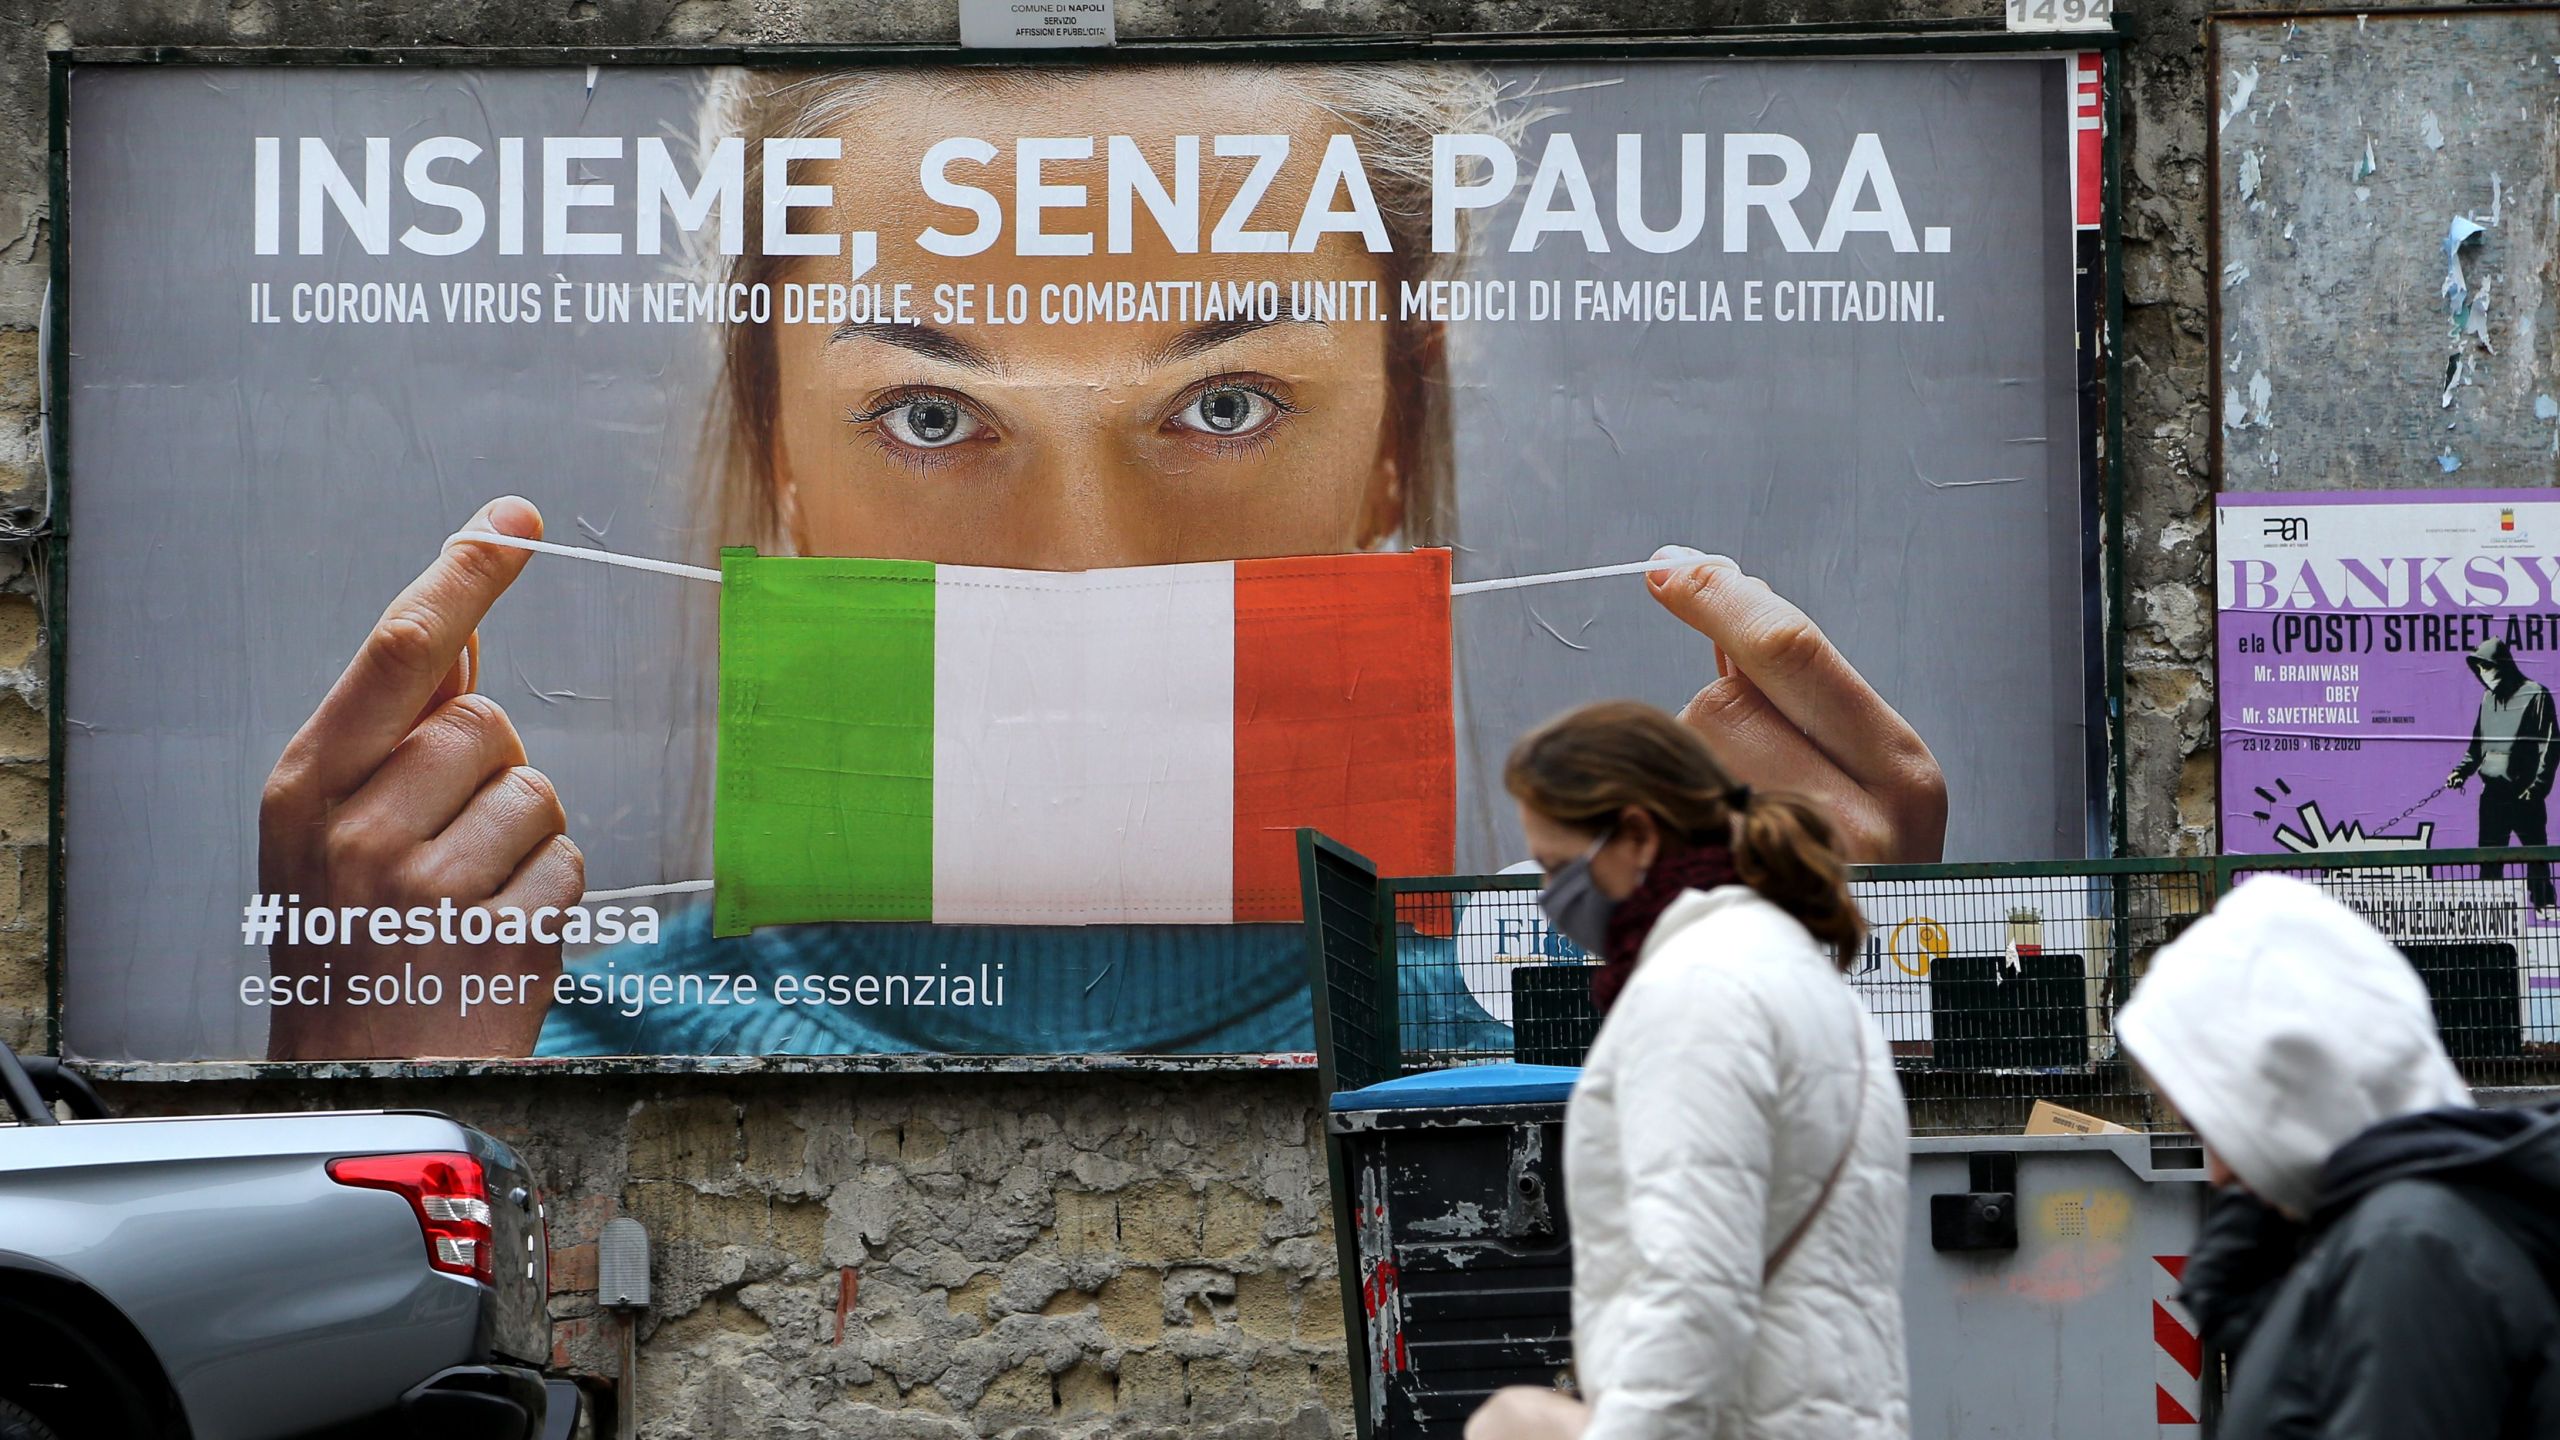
335 694 529 852
1644 548 1735 680
1676 672 1862 803
411 764 568 903
490 833 586 920
1646 551 1937 791
414 631 482 731
1678 676 1903 863
280 498 543 804
262 634 483 855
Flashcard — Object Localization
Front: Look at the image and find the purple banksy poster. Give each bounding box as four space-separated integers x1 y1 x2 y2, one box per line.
2218 491 2560 863
2220 490 2560 1044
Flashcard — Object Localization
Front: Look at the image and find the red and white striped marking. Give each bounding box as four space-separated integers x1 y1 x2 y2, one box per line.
2153 1254 2201 1428
2072 53 2104 229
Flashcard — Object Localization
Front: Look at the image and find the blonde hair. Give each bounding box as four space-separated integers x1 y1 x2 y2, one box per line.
688 62 1512 554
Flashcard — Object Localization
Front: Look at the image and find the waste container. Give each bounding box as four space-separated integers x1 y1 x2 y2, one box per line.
1906 1131 2215 1437
1328 1066 2217 1440
1326 1064 1578 1439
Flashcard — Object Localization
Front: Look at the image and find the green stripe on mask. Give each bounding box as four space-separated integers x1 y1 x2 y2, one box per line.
712 549 937 935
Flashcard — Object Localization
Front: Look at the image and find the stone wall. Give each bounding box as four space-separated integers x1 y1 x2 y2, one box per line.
110 1068 1352 1439
6 1 2241 1435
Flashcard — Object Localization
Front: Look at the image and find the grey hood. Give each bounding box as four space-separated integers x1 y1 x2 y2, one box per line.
2470 637 2529 693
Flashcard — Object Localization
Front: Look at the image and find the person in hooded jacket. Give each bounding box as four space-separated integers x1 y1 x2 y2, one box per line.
2447 636 2559 914
2117 874 2560 1440
1466 700 1912 1440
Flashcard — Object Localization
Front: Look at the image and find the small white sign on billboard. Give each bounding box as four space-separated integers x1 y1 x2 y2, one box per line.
959 0 1115 48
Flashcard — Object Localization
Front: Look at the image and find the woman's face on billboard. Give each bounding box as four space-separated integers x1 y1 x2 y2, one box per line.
768 73 1404 569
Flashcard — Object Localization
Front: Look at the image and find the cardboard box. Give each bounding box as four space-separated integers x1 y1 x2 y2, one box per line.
2025 1100 2133 1136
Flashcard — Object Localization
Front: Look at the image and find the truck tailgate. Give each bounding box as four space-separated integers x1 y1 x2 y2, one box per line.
0 1108 551 1437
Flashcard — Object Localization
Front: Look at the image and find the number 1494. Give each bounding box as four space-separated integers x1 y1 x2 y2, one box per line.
2007 0 2113 31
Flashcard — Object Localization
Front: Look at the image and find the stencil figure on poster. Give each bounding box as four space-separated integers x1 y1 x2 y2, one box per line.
2447 638 2560 919
2254 776 2437 857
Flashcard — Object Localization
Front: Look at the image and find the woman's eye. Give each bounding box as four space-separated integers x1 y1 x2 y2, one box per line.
876 394 982 449
1173 384 1282 438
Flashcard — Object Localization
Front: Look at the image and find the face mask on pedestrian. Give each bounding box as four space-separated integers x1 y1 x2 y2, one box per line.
1540 825 1623 954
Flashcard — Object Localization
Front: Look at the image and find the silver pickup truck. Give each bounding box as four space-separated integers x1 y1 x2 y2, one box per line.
0 1042 577 1440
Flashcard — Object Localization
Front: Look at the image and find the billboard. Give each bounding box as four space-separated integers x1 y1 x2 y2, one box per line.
60 51 2107 1061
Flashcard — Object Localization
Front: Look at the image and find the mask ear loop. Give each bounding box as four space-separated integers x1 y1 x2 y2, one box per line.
449 526 1709 904
454 531 1702 597
1565 821 1619 876
1450 554 1705 595
450 527 724 905
450 528 725 584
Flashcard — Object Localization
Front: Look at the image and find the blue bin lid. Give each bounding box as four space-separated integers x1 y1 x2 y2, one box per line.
1329 1062 1582 1111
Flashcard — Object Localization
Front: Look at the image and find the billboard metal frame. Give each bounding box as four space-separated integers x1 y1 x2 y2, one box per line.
44 24 2128 1078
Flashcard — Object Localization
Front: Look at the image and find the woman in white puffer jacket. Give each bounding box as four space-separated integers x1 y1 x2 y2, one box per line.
1468 701 1912 1440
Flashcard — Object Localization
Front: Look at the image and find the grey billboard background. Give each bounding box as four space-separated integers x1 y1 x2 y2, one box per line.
2214 12 2560 492
64 58 2089 1060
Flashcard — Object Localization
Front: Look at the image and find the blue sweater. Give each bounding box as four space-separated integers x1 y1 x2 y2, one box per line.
535 904 1512 1057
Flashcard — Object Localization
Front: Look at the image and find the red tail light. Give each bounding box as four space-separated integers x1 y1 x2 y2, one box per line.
329 1151 495 1285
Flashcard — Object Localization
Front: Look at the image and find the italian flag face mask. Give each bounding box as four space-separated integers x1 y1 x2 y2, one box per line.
707 547 1456 935
458 523 1673 936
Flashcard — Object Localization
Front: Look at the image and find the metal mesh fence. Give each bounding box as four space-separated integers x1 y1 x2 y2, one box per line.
1850 864 2206 1135
1303 833 2560 1136
2223 847 2560 1091
1302 833 1398 1094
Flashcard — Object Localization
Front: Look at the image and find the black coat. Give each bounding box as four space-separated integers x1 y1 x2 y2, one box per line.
2182 1104 2560 1440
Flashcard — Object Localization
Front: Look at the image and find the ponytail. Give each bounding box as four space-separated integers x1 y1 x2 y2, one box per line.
1506 700 1866 970
1729 788 1866 965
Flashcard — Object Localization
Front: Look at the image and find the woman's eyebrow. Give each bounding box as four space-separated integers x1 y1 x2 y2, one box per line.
1150 316 1327 365
827 321 997 372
